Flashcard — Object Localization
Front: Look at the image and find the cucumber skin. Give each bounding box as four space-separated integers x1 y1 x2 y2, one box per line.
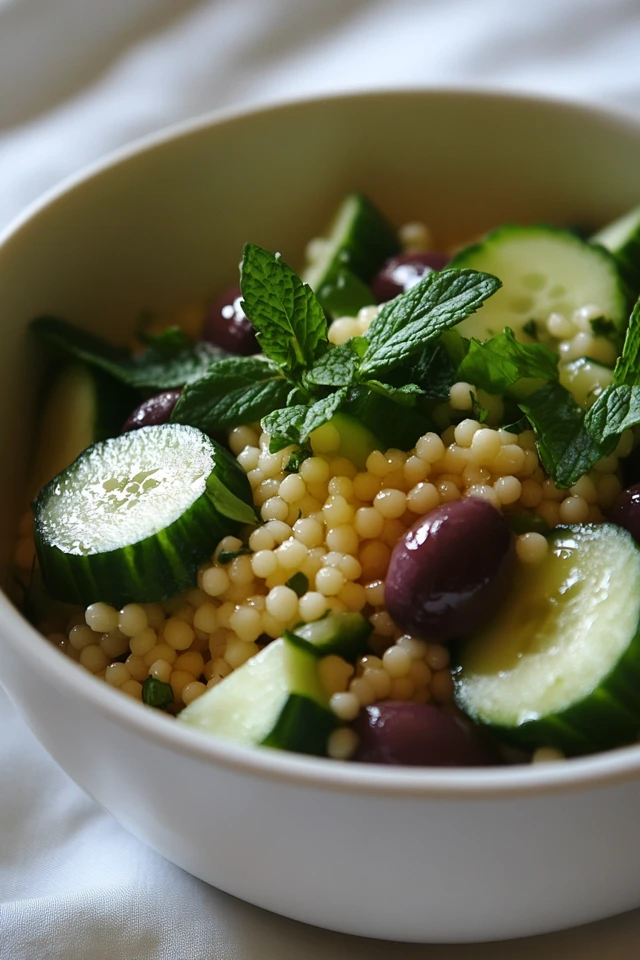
260 692 337 755
454 525 640 757
34 482 235 608
591 206 640 299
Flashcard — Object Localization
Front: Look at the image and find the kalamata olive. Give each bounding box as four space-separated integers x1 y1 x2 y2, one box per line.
385 498 514 641
203 284 258 355
121 389 182 432
353 702 498 766
608 484 640 542
370 251 450 302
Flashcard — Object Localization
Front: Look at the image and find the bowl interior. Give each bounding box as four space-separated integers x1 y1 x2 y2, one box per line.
2 89 640 786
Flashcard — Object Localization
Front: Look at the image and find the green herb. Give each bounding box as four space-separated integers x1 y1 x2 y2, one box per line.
518 383 615 487
507 511 552 536
284 448 311 473
32 316 224 389
457 328 558 394
360 380 423 407
240 244 328 377
171 356 289 433
470 391 489 424
142 676 174 710
502 415 529 434
589 316 617 338
523 319 539 340
341 385 433 450
303 339 362 388
286 572 309 597
585 300 640 441
217 546 254 564
263 388 348 452
360 269 501 377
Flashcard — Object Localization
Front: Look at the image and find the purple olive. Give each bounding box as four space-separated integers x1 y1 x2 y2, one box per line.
608 484 640 542
371 251 450 302
353 702 498 766
203 284 258 355
385 499 514 642
121 389 182 433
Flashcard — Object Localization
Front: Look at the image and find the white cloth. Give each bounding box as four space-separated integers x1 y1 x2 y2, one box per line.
3 1 640 956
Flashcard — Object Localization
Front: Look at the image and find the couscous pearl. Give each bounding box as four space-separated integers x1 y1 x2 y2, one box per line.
389 676 415 699
298 591 328 621
349 676 376 706
336 554 362 581
399 220 431 249
224 637 259 669
370 610 396 637
276 537 308 570
426 643 450 670
537 499 561 527
454 419 481 447
315 565 346 597
182 681 207 705
261 496 289 521
440 425 456 447
279 473 306 503
437 480 461 503
382 645 412 678
466 484 499 507
373 489 407 519
330 692 361 722
403 455 430 486
217 535 243 555
520 479 544 508
449 381 475 411
228 425 259 455
118 604 148 637
494 476 522 505
532 746 565 763
492 444 526 475
229 607 263 643
236 446 260 472
326 525 360 555
104 662 131 687
211 657 232 679
69 624 97 650
146 643 178 666
359 540 391 580
264 520 293 544
318 655 354 696
265 584 298 620
406 482 440 514
192 603 218 634
365 667 392 699
300 456 330 485
248 526 276 552
364 579 385 607
541 479 565 502
559 495 590 524
164 618 195 651
126 655 149 682
593 453 618 474
120 679 144 700
354 506 385 539
293 517 324 548
353 471 382 501
328 475 354 499
597 473 622 509
415 433 446 464
397 636 429 659
547 312 576 339
79 645 109 673
202 567 230 597
99 631 130 659
251 549 278 578
323 495 355 526
516 532 549 564
170 670 195 700
173 651 205 677
469 428 502 464
410 659 432 687
615 430 635 459
257 453 282 478
85 602 119 634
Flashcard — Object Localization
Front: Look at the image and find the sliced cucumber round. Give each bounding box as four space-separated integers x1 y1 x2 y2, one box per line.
592 205 640 298
302 193 399 310
309 411 383 470
449 225 628 342
559 356 614 410
34 423 254 607
179 634 336 755
454 524 640 756
285 612 373 662
29 362 139 497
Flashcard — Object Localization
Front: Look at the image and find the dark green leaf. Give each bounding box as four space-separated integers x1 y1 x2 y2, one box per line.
341 385 434 450
471 391 489 424
303 340 360 388
206 472 258 524
612 299 640 387
284 448 311 473
518 383 615 487
138 325 191 352
584 383 640 439
361 380 423 407
502 415 530 434
590 316 617 338
240 244 327 375
360 269 501 377
523 319 539 340
263 389 348 452
32 316 225 389
457 328 558 394
386 339 461 401
508 511 551 536
286 572 309 597
217 546 254 564
171 356 289 432
142 676 174 710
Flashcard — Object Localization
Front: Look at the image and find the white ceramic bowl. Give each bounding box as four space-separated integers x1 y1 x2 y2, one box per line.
2 90 640 944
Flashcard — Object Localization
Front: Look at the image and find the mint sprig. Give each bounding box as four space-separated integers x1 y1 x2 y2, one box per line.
457 328 558 394
585 298 640 441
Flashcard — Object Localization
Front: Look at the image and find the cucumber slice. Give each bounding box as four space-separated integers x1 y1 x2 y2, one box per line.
592 205 640 297
286 612 373 662
302 193 400 309
309 411 383 470
29 362 139 496
449 225 628 342
559 356 615 410
454 524 640 756
316 267 375 317
34 423 255 607
178 634 336 755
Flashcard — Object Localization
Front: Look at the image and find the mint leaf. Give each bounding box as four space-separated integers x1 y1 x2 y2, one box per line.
518 383 614 487
142 676 174 710
361 380 423 407
342 385 433 449
584 383 640 439
263 389 348 452
457 328 558 394
32 316 224 389
590 317 617 338
240 244 327 375
360 269 500 377
171 356 289 432
284 448 311 473
611 299 640 387
303 340 360 388
523 319 539 340
286 572 309 597
206 472 258 524
217 546 253 564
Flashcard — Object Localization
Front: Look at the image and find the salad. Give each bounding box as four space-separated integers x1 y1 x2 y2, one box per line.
14 192 640 767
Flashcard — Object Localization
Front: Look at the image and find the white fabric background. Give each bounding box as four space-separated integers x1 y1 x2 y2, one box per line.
2 1 640 956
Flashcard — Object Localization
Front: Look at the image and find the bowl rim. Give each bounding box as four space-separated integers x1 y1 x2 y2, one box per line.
4 86 640 801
